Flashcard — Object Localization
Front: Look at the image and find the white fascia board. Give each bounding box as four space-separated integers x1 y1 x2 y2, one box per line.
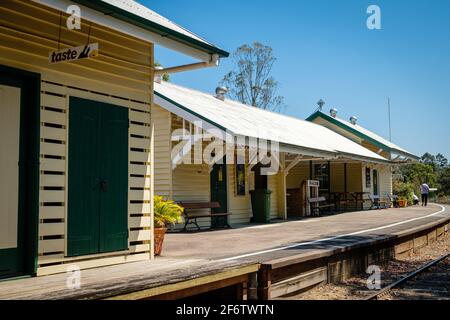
33 0 213 62
336 153 391 165
279 143 337 159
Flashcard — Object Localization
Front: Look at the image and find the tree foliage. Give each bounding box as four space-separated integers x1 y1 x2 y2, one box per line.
395 152 450 198
438 167 450 195
221 42 285 112
154 61 170 82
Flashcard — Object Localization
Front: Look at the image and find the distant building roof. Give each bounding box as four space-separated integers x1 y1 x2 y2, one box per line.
71 0 229 58
154 81 390 163
306 111 419 161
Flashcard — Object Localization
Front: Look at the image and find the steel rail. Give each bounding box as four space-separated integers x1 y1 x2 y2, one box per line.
365 252 450 300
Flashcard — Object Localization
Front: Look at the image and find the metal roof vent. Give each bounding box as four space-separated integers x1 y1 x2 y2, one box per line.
154 66 163 84
330 108 338 118
215 86 228 101
350 116 358 125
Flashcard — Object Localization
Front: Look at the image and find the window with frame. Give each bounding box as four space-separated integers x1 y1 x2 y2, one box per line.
235 164 246 196
314 163 330 194
365 167 371 189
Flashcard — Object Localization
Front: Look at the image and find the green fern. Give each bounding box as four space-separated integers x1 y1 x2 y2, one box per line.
154 196 184 228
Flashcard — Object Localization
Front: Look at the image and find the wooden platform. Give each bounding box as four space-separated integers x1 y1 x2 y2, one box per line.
257 215 450 299
0 258 258 300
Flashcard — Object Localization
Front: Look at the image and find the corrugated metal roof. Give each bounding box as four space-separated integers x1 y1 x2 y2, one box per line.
71 0 229 57
307 111 418 160
154 81 389 163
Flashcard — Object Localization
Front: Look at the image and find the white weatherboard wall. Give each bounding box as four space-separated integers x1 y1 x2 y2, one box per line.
362 163 392 208
0 1 153 275
0 85 20 250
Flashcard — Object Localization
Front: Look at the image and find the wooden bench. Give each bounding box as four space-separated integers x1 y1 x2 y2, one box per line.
179 202 232 231
367 195 388 210
308 197 334 216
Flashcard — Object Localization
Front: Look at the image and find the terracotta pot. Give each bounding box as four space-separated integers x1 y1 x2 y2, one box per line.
154 227 167 256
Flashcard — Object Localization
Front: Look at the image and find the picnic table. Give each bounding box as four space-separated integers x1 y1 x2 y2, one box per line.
331 192 370 211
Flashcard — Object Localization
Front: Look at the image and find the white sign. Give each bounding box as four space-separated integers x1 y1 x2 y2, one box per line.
49 43 99 65
307 180 320 188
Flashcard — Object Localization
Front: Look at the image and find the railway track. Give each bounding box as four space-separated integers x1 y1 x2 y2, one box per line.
365 253 450 300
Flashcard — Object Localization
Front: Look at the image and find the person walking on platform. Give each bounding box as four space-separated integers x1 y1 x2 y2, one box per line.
420 183 430 207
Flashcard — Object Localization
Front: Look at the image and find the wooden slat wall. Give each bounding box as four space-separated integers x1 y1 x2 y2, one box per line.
152 105 172 198
0 1 154 274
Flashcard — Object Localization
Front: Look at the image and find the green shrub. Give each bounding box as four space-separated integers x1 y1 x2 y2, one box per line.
393 180 415 205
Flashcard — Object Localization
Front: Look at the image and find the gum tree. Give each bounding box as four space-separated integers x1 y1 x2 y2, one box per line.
221 42 285 112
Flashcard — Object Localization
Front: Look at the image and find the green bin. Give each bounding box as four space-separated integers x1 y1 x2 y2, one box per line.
250 189 272 223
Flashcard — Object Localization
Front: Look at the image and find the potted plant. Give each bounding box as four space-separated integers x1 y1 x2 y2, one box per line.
153 196 184 256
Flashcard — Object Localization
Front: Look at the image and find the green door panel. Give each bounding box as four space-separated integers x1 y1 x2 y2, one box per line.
98 105 129 253
68 97 129 257
210 159 228 227
68 98 100 257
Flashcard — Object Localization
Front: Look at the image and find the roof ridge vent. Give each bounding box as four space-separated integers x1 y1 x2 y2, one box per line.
215 86 228 101
350 116 358 125
330 108 338 118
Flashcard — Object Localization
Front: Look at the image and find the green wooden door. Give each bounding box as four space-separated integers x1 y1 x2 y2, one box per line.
98 105 129 253
68 97 128 257
0 67 40 279
210 160 228 227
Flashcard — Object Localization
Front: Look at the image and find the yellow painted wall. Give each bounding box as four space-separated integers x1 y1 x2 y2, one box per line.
330 163 345 192
286 163 310 189
347 163 363 192
0 1 154 275
268 175 279 220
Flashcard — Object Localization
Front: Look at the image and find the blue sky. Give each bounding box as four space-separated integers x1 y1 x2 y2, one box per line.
143 0 450 159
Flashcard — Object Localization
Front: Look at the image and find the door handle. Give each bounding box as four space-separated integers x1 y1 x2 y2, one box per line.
100 179 109 192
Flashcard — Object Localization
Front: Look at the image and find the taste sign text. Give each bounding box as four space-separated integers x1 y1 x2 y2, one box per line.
49 43 99 65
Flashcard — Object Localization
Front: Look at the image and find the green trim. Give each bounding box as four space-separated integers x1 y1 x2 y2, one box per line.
154 91 228 133
71 0 229 58
0 65 40 277
307 112 389 151
307 111 419 160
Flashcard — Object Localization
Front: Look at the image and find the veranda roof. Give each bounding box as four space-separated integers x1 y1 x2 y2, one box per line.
154 81 390 164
